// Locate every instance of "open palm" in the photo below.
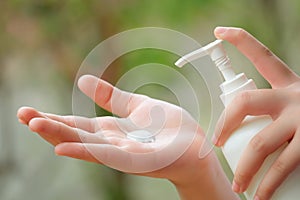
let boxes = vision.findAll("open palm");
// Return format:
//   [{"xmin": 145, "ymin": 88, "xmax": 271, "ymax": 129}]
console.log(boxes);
[{"xmin": 18, "ymin": 75, "xmax": 212, "ymax": 184}]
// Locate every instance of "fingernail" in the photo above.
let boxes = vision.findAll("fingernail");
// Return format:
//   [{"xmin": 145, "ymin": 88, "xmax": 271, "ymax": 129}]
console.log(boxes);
[
  {"xmin": 232, "ymin": 181, "xmax": 241, "ymax": 193},
  {"xmin": 215, "ymin": 26, "xmax": 228, "ymax": 37},
  {"xmin": 254, "ymin": 196, "xmax": 260, "ymax": 200}
]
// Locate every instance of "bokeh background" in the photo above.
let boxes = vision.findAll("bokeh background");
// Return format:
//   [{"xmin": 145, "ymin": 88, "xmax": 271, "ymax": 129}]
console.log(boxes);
[{"xmin": 1, "ymin": 0, "xmax": 300, "ymax": 200}]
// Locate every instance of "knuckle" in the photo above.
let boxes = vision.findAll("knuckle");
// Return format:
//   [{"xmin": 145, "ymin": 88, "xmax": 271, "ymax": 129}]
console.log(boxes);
[
  {"xmin": 272, "ymin": 159, "xmax": 286, "ymax": 174},
  {"xmin": 89, "ymin": 118, "xmax": 97, "ymax": 133},
  {"xmin": 78, "ymin": 131, "xmax": 88, "ymax": 142},
  {"xmin": 257, "ymin": 184, "xmax": 275, "ymax": 200},
  {"xmin": 96, "ymin": 82, "xmax": 113, "ymax": 107},
  {"xmin": 231, "ymin": 28, "xmax": 249, "ymax": 47},
  {"xmin": 104, "ymin": 88, "xmax": 114, "ymax": 107},
  {"xmin": 128, "ymin": 93, "xmax": 148, "ymax": 109},
  {"xmin": 236, "ymin": 28, "xmax": 248, "ymax": 41},
  {"xmin": 261, "ymin": 46, "xmax": 274, "ymax": 57},
  {"xmin": 235, "ymin": 171, "xmax": 251, "ymax": 183},
  {"xmin": 56, "ymin": 121, "xmax": 63, "ymax": 134},
  {"xmin": 249, "ymin": 134, "xmax": 268, "ymax": 154},
  {"xmin": 234, "ymin": 91, "xmax": 252, "ymax": 109},
  {"xmin": 252, "ymin": 45, "xmax": 274, "ymax": 65},
  {"xmin": 65, "ymin": 116, "xmax": 75, "ymax": 127}
]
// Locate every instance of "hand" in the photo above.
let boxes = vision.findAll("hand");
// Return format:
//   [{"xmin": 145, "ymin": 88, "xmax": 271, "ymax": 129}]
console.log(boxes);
[
  {"xmin": 213, "ymin": 27, "xmax": 300, "ymax": 200},
  {"xmin": 18, "ymin": 74, "xmax": 238, "ymax": 200}
]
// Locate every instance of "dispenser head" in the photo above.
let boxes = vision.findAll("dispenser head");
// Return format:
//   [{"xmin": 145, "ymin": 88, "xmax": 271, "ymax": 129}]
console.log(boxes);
[
  {"xmin": 175, "ymin": 39, "xmax": 224, "ymax": 67},
  {"xmin": 175, "ymin": 38, "xmax": 257, "ymax": 106},
  {"xmin": 175, "ymin": 39, "xmax": 236, "ymax": 81}
]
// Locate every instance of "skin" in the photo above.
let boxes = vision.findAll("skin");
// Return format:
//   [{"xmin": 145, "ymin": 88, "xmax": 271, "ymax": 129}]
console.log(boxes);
[
  {"xmin": 213, "ymin": 27, "xmax": 300, "ymax": 200},
  {"xmin": 18, "ymin": 75, "xmax": 238, "ymax": 200},
  {"xmin": 17, "ymin": 26, "xmax": 299, "ymax": 200}
]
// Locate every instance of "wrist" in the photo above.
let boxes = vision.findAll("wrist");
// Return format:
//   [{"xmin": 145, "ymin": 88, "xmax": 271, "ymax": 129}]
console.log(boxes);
[{"xmin": 171, "ymin": 152, "xmax": 239, "ymax": 200}]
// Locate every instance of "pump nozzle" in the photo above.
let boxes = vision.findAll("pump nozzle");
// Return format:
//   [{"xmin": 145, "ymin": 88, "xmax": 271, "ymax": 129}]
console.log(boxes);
[
  {"xmin": 175, "ymin": 39, "xmax": 236, "ymax": 81},
  {"xmin": 175, "ymin": 39, "xmax": 257, "ymax": 106}
]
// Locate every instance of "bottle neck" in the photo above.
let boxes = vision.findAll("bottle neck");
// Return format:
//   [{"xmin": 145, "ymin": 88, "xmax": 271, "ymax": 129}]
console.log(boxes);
[{"xmin": 213, "ymin": 55, "xmax": 236, "ymax": 81}]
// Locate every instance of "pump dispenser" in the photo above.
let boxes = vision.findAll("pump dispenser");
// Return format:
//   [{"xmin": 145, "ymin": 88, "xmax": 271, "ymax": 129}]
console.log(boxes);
[
  {"xmin": 175, "ymin": 39, "xmax": 257, "ymax": 105},
  {"xmin": 175, "ymin": 40, "xmax": 300, "ymax": 199}
]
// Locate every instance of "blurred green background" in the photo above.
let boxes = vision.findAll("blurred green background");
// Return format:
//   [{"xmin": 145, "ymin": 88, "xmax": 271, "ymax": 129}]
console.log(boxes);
[{"xmin": 1, "ymin": 0, "xmax": 300, "ymax": 200}]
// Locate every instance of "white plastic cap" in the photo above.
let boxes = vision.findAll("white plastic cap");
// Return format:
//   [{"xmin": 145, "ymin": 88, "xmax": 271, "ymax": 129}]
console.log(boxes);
[
  {"xmin": 175, "ymin": 40, "xmax": 236, "ymax": 81},
  {"xmin": 175, "ymin": 39, "xmax": 257, "ymax": 106}
]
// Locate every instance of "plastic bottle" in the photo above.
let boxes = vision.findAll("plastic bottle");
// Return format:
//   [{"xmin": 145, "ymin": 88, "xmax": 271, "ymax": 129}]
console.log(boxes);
[{"xmin": 175, "ymin": 39, "xmax": 300, "ymax": 199}]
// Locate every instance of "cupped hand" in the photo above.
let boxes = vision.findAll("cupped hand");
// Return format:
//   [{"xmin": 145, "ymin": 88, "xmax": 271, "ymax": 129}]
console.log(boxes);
[
  {"xmin": 213, "ymin": 27, "xmax": 300, "ymax": 200},
  {"xmin": 18, "ymin": 74, "xmax": 213, "ymax": 186}
]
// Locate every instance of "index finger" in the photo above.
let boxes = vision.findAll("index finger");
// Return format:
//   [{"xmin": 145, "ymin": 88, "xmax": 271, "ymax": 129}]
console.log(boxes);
[
  {"xmin": 78, "ymin": 75, "xmax": 149, "ymax": 117},
  {"xmin": 214, "ymin": 27, "xmax": 299, "ymax": 88}
]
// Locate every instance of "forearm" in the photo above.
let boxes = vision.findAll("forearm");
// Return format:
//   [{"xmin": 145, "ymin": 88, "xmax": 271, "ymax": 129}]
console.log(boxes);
[{"xmin": 173, "ymin": 153, "xmax": 239, "ymax": 200}]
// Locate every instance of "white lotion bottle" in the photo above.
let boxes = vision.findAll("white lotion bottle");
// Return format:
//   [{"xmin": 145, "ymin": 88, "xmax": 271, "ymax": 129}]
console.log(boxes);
[{"xmin": 175, "ymin": 40, "xmax": 300, "ymax": 199}]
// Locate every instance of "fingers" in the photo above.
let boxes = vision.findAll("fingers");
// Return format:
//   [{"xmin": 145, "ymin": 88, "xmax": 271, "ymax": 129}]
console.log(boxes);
[
  {"xmin": 214, "ymin": 89, "xmax": 282, "ymax": 146},
  {"xmin": 17, "ymin": 106, "xmax": 47, "ymax": 125},
  {"xmin": 18, "ymin": 106, "xmax": 99, "ymax": 133},
  {"xmin": 18, "ymin": 106, "xmax": 125, "ymax": 133},
  {"xmin": 42, "ymin": 113, "xmax": 97, "ymax": 133},
  {"xmin": 44, "ymin": 114, "xmax": 124, "ymax": 133},
  {"xmin": 55, "ymin": 143, "xmax": 101, "ymax": 163},
  {"xmin": 255, "ymin": 132, "xmax": 300, "ymax": 199},
  {"xmin": 55, "ymin": 143, "xmax": 130, "ymax": 169},
  {"xmin": 55, "ymin": 141, "xmax": 156, "ymax": 173},
  {"xmin": 78, "ymin": 75, "xmax": 148, "ymax": 117},
  {"xmin": 213, "ymin": 86, "xmax": 300, "ymax": 198},
  {"xmin": 232, "ymin": 116, "xmax": 294, "ymax": 194},
  {"xmin": 29, "ymin": 118, "xmax": 108, "ymax": 146},
  {"xmin": 44, "ymin": 112, "xmax": 148, "ymax": 136},
  {"xmin": 214, "ymin": 27, "xmax": 299, "ymax": 88}
]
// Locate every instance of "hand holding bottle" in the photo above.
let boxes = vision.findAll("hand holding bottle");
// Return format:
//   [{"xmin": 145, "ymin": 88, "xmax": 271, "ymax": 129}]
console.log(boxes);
[{"xmin": 213, "ymin": 27, "xmax": 300, "ymax": 200}]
